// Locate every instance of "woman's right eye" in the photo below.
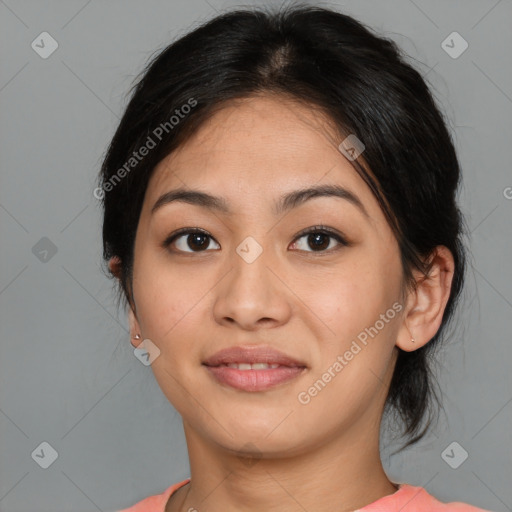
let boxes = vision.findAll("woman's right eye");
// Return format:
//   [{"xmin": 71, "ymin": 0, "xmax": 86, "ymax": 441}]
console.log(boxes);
[{"xmin": 164, "ymin": 229, "xmax": 220, "ymax": 253}]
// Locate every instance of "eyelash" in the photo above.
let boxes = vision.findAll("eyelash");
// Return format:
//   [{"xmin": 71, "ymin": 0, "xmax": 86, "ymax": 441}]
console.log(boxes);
[{"xmin": 162, "ymin": 225, "xmax": 349, "ymax": 255}]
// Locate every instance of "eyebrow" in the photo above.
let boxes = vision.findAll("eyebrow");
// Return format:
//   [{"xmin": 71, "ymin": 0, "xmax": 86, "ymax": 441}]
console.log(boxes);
[{"xmin": 151, "ymin": 184, "xmax": 369, "ymax": 218}]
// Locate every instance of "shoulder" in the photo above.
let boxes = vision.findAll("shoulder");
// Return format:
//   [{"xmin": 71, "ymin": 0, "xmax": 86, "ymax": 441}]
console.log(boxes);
[
  {"xmin": 358, "ymin": 483, "xmax": 494, "ymax": 512},
  {"xmin": 117, "ymin": 478, "xmax": 191, "ymax": 512}
]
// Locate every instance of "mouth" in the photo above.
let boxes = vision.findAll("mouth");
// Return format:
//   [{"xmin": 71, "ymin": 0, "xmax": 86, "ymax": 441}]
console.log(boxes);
[
  {"xmin": 210, "ymin": 362, "xmax": 292, "ymax": 370},
  {"xmin": 202, "ymin": 345, "xmax": 308, "ymax": 392},
  {"xmin": 202, "ymin": 345, "xmax": 307, "ymax": 368},
  {"xmin": 203, "ymin": 364, "xmax": 307, "ymax": 392}
]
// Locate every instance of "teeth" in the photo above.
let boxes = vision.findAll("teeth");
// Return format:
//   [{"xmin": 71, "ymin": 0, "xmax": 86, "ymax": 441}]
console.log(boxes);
[{"xmin": 225, "ymin": 362, "xmax": 281, "ymax": 370}]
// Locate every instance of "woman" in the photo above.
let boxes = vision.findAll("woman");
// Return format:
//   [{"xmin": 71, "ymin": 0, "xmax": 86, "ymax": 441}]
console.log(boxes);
[{"xmin": 98, "ymin": 4, "xmax": 492, "ymax": 511}]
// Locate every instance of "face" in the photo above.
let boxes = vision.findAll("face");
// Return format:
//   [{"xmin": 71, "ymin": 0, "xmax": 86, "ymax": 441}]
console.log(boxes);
[{"xmin": 128, "ymin": 94, "xmax": 406, "ymax": 457}]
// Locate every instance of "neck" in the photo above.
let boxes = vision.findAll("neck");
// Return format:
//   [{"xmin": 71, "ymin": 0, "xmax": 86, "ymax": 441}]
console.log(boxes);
[{"xmin": 171, "ymin": 419, "xmax": 397, "ymax": 512}]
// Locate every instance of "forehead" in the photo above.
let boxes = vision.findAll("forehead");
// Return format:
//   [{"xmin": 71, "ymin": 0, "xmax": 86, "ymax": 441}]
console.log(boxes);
[{"xmin": 143, "ymin": 95, "xmax": 382, "ymax": 221}]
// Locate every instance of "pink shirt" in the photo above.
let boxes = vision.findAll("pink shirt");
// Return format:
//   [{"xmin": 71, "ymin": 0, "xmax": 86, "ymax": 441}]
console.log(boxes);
[{"xmin": 117, "ymin": 478, "xmax": 493, "ymax": 511}]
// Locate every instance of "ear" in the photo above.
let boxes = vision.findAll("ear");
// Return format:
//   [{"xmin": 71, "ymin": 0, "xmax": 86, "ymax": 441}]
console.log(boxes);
[
  {"xmin": 108, "ymin": 256, "xmax": 142, "ymax": 348},
  {"xmin": 396, "ymin": 246, "xmax": 455, "ymax": 352},
  {"xmin": 108, "ymin": 256, "xmax": 122, "ymax": 279},
  {"xmin": 128, "ymin": 307, "xmax": 143, "ymax": 348}
]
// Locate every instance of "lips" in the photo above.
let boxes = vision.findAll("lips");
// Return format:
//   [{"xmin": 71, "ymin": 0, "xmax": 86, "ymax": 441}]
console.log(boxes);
[
  {"xmin": 205, "ymin": 364, "xmax": 306, "ymax": 392},
  {"xmin": 202, "ymin": 345, "xmax": 307, "ymax": 368}
]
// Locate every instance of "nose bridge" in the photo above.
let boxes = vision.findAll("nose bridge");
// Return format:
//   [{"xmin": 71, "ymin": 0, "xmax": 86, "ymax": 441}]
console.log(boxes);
[
  {"xmin": 229, "ymin": 207, "xmax": 276, "ymax": 273},
  {"xmin": 231, "ymin": 234, "xmax": 274, "ymax": 296},
  {"xmin": 212, "ymin": 232, "xmax": 290, "ymax": 328}
]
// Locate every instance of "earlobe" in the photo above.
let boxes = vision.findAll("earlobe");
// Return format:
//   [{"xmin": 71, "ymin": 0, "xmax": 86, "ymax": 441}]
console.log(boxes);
[
  {"xmin": 108, "ymin": 257, "xmax": 141, "ymax": 347},
  {"xmin": 396, "ymin": 246, "xmax": 455, "ymax": 352},
  {"xmin": 108, "ymin": 256, "xmax": 122, "ymax": 279},
  {"xmin": 128, "ymin": 307, "xmax": 143, "ymax": 348},
  {"xmin": 396, "ymin": 321, "xmax": 419, "ymax": 352}
]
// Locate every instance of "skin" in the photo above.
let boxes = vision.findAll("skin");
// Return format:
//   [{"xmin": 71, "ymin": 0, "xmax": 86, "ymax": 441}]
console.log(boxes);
[{"xmin": 109, "ymin": 93, "xmax": 455, "ymax": 512}]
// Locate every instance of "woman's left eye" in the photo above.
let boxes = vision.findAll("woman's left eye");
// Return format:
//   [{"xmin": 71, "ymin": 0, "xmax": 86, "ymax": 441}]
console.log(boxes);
[
  {"xmin": 290, "ymin": 226, "xmax": 348, "ymax": 253},
  {"xmin": 163, "ymin": 226, "xmax": 348, "ymax": 254}
]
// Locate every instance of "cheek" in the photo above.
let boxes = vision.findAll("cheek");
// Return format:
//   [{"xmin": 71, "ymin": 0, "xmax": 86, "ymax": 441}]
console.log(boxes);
[
  {"xmin": 300, "ymin": 250, "xmax": 402, "ymax": 388},
  {"xmin": 132, "ymin": 250, "xmax": 203, "ymax": 345},
  {"xmin": 300, "ymin": 257, "xmax": 389, "ymax": 337}
]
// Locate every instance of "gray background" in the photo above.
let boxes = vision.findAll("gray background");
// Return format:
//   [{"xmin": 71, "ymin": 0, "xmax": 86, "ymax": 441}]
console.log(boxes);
[{"xmin": 1, "ymin": 0, "xmax": 511, "ymax": 511}]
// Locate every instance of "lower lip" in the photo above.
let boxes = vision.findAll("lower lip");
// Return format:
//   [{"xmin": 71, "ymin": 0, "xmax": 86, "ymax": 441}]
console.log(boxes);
[{"xmin": 204, "ymin": 365, "xmax": 307, "ymax": 392}]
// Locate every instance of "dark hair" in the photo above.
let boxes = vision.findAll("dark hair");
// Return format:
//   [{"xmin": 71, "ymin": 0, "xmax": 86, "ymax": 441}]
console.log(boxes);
[{"xmin": 97, "ymin": 3, "xmax": 467, "ymax": 450}]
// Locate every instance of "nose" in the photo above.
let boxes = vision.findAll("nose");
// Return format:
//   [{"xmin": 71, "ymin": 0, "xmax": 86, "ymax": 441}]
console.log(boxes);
[{"xmin": 212, "ymin": 243, "xmax": 292, "ymax": 331}]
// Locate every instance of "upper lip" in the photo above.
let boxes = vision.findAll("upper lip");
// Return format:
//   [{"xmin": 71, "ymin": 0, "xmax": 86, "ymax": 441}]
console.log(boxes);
[{"xmin": 202, "ymin": 345, "xmax": 307, "ymax": 368}]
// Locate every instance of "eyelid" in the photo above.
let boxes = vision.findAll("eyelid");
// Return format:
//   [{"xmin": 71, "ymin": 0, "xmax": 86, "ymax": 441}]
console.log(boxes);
[
  {"xmin": 292, "ymin": 225, "xmax": 349, "ymax": 246},
  {"xmin": 162, "ymin": 227, "xmax": 215, "ymax": 251},
  {"xmin": 162, "ymin": 226, "xmax": 210, "ymax": 245}
]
